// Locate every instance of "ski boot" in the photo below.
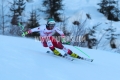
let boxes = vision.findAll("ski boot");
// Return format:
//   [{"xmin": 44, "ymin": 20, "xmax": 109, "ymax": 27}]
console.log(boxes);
[
  {"xmin": 70, "ymin": 53, "xmax": 80, "ymax": 58},
  {"xmin": 53, "ymin": 49, "xmax": 63, "ymax": 57},
  {"xmin": 68, "ymin": 51, "xmax": 83, "ymax": 59},
  {"xmin": 71, "ymin": 53, "xmax": 84, "ymax": 59}
]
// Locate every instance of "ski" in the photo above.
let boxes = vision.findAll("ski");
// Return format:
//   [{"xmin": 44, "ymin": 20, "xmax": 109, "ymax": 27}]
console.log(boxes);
[
  {"xmin": 78, "ymin": 57, "xmax": 93, "ymax": 62},
  {"xmin": 46, "ymin": 51, "xmax": 74, "ymax": 61},
  {"xmin": 46, "ymin": 51, "xmax": 93, "ymax": 62}
]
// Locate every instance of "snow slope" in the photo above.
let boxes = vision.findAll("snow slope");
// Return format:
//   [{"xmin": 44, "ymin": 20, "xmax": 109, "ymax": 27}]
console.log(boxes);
[{"xmin": 0, "ymin": 35, "xmax": 120, "ymax": 80}]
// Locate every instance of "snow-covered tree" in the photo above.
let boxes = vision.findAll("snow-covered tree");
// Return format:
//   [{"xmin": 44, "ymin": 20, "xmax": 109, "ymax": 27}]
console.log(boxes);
[
  {"xmin": 98, "ymin": 0, "xmax": 120, "ymax": 21},
  {"xmin": 104, "ymin": 26, "xmax": 118, "ymax": 48},
  {"xmin": 42, "ymin": 0, "xmax": 64, "ymax": 22},
  {"xmin": 26, "ymin": 0, "xmax": 33, "ymax": 3},
  {"xmin": 25, "ymin": 9, "xmax": 40, "ymax": 37},
  {"xmin": 9, "ymin": 0, "xmax": 26, "ymax": 36},
  {"xmin": 10, "ymin": 0, "xmax": 26, "ymax": 25},
  {"xmin": 0, "ymin": 0, "xmax": 9, "ymax": 35}
]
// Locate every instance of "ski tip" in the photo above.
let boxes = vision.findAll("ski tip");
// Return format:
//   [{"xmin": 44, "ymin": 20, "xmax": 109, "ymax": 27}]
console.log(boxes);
[
  {"xmin": 91, "ymin": 59, "xmax": 94, "ymax": 62},
  {"xmin": 71, "ymin": 59, "xmax": 74, "ymax": 61},
  {"xmin": 46, "ymin": 51, "xmax": 50, "ymax": 53}
]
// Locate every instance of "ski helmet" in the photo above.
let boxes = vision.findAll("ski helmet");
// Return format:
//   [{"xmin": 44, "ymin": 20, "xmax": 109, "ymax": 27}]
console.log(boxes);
[
  {"xmin": 46, "ymin": 18, "xmax": 56, "ymax": 30},
  {"xmin": 47, "ymin": 18, "xmax": 56, "ymax": 25}
]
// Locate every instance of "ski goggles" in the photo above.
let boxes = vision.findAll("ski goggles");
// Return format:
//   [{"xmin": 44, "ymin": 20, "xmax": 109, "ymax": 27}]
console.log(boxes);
[{"xmin": 48, "ymin": 24, "xmax": 55, "ymax": 27}]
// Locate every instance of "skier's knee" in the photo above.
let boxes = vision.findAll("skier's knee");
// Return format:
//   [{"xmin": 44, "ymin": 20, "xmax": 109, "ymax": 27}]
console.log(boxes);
[
  {"xmin": 49, "ymin": 46, "xmax": 55, "ymax": 51},
  {"xmin": 57, "ymin": 42, "xmax": 64, "ymax": 49}
]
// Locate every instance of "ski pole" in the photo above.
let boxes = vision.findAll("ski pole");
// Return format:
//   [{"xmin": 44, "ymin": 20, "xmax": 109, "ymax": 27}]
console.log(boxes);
[
  {"xmin": 18, "ymin": 22, "xmax": 25, "ymax": 37},
  {"xmin": 74, "ymin": 46, "xmax": 90, "ymax": 58},
  {"xmin": 18, "ymin": 22, "xmax": 24, "ymax": 31},
  {"xmin": 65, "ymin": 42, "xmax": 90, "ymax": 58}
]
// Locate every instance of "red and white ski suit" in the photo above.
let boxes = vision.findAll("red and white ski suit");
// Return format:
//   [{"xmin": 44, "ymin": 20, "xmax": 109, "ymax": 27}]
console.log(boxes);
[{"xmin": 29, "ymin": 25, "xmax": 72, "ymax": 54}]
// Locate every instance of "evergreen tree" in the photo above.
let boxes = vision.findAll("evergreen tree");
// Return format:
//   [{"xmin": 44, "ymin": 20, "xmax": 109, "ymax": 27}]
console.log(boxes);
[
  {"xmin": 42, "ymin": 0, "xmax": 63, "ymax": 22},
  {"xmin": 26, "ymin": 10, "xmax": 40, "ymax": 37},
  {"xmin": 98, "ymin": 0, "xmax": 120, "ymax": 21},
  {"xmin": 104, "ymin": 26, "xmax": 117, "ymax": 48},
  {"xmin": 9, "ymin": 0, "xmax": 26, "ymax": 36},
  {"xmin": 26, "ymin": 0, "xmax": 33, "ymax": 2},
  {"xmin": 10, "ymin": 0, "xmax": 26, "ymax": 25}
]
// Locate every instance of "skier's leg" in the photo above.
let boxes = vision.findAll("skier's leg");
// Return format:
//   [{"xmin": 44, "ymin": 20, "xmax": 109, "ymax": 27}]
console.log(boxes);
[
  {"xmin": 55, "ymin": 40, "xmax": 81, "ymax": 58},
  {"xmin": 41, "ymin": 37, "xmax": 48, "ymax": 47},
  {"xmin": 62, "ymin": 47, "xmax": 81, "ymax": 58},
  {"xmin": 42, "ymin": 40, "xmax": 48, "ymax": 47},
  {"xmin": 47, "ymin": 37, "xmax": 62, "ymax": 56}
]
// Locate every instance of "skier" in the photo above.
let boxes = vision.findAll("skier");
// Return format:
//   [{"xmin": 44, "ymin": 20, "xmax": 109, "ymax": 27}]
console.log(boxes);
[{"xmin": 22, "ymin": 18, "xmax": 82, "ymax": 59}]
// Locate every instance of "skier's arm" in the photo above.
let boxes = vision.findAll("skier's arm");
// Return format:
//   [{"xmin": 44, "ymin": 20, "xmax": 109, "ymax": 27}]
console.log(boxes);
[
  {"xmin": 55, "ymin": 27, "xmax": 66, "ymax": 43},
  {"xmin": 29, "ymin": 26, "xmax": 41, "ymax": 33},
  {"xmin": 55, "ymin": 27, "xmax": 65, "ymax": 37},
  {"xmin": 22, "ymin": 26, "xmax": 40, "ymax": 36}
]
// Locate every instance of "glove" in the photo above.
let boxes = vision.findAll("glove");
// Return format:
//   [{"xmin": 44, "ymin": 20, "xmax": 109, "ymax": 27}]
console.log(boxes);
[
  {"xmin": 22, "ymin": 30, "xmax": 31, "ymax": 37},
  {"xmin": 61, "ymin": 36, "xmax": 71, "ymax": 44},
  {"xmin": 22, "ymin": 31, "xmax": 28, "ymax": 37},
  {"xmin": 61, "ymin": 37, "xmax": 66, "ymax": 43}
]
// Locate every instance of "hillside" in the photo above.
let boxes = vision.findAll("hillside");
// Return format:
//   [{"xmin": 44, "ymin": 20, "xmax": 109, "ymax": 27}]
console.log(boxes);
[{"xmin": 0, "ymin": 35, "xmax": 120, "ymax": 80}]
